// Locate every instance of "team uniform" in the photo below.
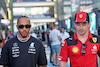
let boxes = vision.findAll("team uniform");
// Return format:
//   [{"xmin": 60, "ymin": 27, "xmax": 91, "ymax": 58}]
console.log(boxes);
[
  {"xmin": 0, "ymin": 36, "xmax": 47, "ymax": 67},
  {"xmin": 59, "ymin": 32, "xmax": 100, "ymax": 67}
]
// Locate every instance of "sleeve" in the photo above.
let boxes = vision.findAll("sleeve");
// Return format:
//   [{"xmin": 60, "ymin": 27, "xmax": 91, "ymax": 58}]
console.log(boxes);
[
  {"xmin": 0, "ymin": 42, "xmax": 10, "ymax": 66},
  {"xmin": 98, "ymin": 43, "xmax": 100, "ymax": 57},
  {"xmin": 98, "ymin": 36, "xmax": 100, "ymax": 57},
  {"xmin": 58, "ymin": 30, "xmax": 61, "ymax": 36},
  {"xmin": 37, "ymin": 43, "xmax": 47, "ymax": 65},
  {"xmin": 67, "ymin": 33, "xmax": 70, "ymax": 38},
  {"xmin": 59, "ymin": 39, "xmax": 69, "ymax": 62}
]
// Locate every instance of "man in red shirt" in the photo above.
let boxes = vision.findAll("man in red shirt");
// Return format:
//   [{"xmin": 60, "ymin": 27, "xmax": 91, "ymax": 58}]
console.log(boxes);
[{"xmin": 59, "ymin": 11, "xmax": 100, "ymax": 67}]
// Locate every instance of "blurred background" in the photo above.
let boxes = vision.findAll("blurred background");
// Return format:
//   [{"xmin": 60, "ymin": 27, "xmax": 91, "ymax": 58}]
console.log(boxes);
[
  {"xmin": 0, "ymin": 0, "xmax": 100, "ymax": 67},
  {"xmin": 0, "ymin": 0, "xmax": 100, "ymax": 34}
]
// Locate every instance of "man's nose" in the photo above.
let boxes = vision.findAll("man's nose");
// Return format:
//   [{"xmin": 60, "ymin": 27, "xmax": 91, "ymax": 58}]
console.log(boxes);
[
  {"xmin": 23, "ymin": 26, "xmax": 26, "ymax": 30},
  {"xmin": 80, "ymin": 25, "xmax": 83, "ymax": 29}
]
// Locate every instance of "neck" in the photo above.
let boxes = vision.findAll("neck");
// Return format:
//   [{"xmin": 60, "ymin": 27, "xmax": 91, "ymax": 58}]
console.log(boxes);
[
  {"xmin": 77, "ymin": 31, "xmax": 89, "ymax": 43},
  {"xmin": 17, "ymin": 34, "xmax": 31, "ymax": 42}
]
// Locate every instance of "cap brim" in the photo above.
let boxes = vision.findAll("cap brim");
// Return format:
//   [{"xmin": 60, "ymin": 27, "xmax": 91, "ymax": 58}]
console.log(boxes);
[{"xmin": 75, "ymin": 21, "xmax": 88, "ymax": 23}]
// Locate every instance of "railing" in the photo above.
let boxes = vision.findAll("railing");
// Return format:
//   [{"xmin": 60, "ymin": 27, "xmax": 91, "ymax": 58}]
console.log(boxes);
[
  {"xmin": 13, "ymin": 0, "xmax": 53, "ymax": 2},
  {"xmin": 14, "ymin": 14, "xmax": 54, "ymax": 19}
]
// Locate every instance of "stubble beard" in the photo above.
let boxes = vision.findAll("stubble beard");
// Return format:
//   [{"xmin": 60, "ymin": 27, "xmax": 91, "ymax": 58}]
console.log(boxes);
[{"xmin": 19, "ymin": 31, "xmax": 27, "ymax": 38}]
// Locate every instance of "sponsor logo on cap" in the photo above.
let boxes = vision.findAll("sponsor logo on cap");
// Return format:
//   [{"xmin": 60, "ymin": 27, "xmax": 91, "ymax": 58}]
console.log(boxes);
[{"xmin": 79, "ymin": 14, "xmax": 83, "ymax": 18}]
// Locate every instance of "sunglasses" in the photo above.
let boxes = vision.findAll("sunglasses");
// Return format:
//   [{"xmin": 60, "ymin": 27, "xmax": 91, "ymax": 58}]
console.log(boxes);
[
  {"xmin": 18, "ymin": 25, "xmax": 31, "ymax": 29},
  {"xmin": 81, "ymin": 44, "xmax": 87, "ymax": 55}
]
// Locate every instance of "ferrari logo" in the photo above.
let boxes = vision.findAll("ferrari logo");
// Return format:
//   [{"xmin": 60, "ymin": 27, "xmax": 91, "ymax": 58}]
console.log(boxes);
[
  {"xmin": 72, "ymin": 47, "xmax": 79, "ymax": 53},
  {"xmin": 92, "ymin": 37, "xmax": 97, "ymax": 43},
  {"xmin": 79, "ymin": 14, "xmax": 83, "ymax": 18}
]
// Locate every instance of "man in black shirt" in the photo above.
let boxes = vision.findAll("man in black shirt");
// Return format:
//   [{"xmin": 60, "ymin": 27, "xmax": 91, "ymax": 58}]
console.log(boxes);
[
  {"xmin": 98, "ymin": 27, "xmax": 100, "ymax": 36},
  {"xmin": 0, "ymin": 16, "xmax": 47, "ymax": 67},
  {"xmin": 69, "ymin": 28, "xmax": 74, "ymax": 37}
]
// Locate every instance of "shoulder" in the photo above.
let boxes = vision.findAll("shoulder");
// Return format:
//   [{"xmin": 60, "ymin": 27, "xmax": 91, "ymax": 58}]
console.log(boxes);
[
  {"xmin": 30, "ymin": 36, "xmax": 42, "ymax": 44},
  {"xmin": 3, "ymin": 36, "xmax": 17, "ymax": 49},
  {"xmin": 6, "ymin": 36, "xmax": 17, "ymax": 44},
  {"xmin": 65, "ymin": 36, "xmax": 77, "ymax": 46},
  {"xmin": 31, "ymin": 37, "xmax": 45, "ymax": 49},
  {"xmin": 50, "ymin": 30, "xmax": 53, "ymax": 33},
  {"xmin": 55, "ymin": 29, "xmax": 60, "ymax": 33},
  {"xmin": 65, "ymin": 32, "xmax": 69, "ymax": 35},
  {"xmin": 92, "ymin": 34, "xmax": 100, "ymax": 38},
  {"xmin": 31, "ymin": 36, "xmax": 40, "ymax": 41},
  {"xmin": 90, "ymin": 34, "xmax": 100, "ymax": 43},
  {"xmin": 57, "ymin": 29, "xmax": 60, "ymax": 32}
]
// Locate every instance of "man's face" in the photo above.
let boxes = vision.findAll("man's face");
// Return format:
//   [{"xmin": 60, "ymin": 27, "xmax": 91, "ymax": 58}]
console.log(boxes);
[
  {"xmin": 16, "ymin": 17, "xmax": 31, "ymax": 38},
  {"xmin": 74, "ymin": 22, "xmax": 90, "ymax": 35},
  {"xmin": 61, "ymin": 28, "xmax": 65, "ymax": 33}
]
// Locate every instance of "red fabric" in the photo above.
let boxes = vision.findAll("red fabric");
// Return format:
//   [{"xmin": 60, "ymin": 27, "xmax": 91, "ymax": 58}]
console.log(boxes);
[
  {"xmin": 2, "ymin": 39, "xmax": 5, "ymax": 46},
  {"xmin": 59, "ymin": 32, "xmax": 100, "ymax": 67},
  {"xmin": 75, "ymin": 12, "xmax": 87, "ymax": 22}
]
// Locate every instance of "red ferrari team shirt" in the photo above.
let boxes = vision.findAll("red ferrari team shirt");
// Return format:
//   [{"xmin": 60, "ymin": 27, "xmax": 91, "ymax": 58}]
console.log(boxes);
[{"xmin": 59, "ymin": 32, "xmax": 100, "ymax": 67}]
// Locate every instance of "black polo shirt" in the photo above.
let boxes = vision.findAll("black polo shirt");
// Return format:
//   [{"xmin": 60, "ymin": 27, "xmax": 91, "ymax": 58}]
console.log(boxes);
[{"xmin": 0, "ymin": 36, "xmax": 47, "ymax": 67}]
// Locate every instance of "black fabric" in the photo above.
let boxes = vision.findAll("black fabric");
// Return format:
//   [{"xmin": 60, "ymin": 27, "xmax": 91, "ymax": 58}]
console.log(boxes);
[
  {"xmin": 98, "ymin": 28, "xmax": 100, "ymax": 36},
  {"xmin": 98, "ymin": 51, "xmax": 100, "ymax": 57},
  {"xmin": 66, "ymin": 36, "xmax": 77, "ymax": 46},
  {"xmin": 69, "ymin": 31, "xmax": 74, "ymax": 37},
  {"xmin": 41, "ymin": 32, "xmax": 45, "ymax": 41},
  {"xmin": 91, "ymin": 34, "xmax": 100, "ymax": 57},
  {"xmin": 0, "ymin": 39, "xmax": 2, "ymax": 43},
  {"xmin": 89, "ymin": 34, "xmax": 100, "ymax": 43},
  {"xmin": 66, "ymin": 34, "xmax": 100, "ymax": 57},
  {"xmin": 0, "ymin": 36, "xmax": 47, "ymax": 67}
]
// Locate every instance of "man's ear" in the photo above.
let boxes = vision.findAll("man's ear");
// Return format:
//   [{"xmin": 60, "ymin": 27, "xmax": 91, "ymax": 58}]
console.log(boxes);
[
  {"xmin": 16, "ymin": 25, "xmax": 19, "ymax": 30},
  {"xmin": 88, "ymin": 22, "xmax": 90, "ymax": 28},
  {"xmin": 74, "ymin": 22, "xmax": 76, "ymax": 27},
  {"xmin": 29, "ymin": 25, "xmax": 31, "ymax": 29}
]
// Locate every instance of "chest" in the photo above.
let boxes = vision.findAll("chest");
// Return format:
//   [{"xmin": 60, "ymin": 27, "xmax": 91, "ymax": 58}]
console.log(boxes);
[
  {"xmin": 68, "ymin": 41, "xmax": 100, "ymax": 56},
  {"xmin": 10, "ymin": 42, "xmax": 39, "ymax": 58}
]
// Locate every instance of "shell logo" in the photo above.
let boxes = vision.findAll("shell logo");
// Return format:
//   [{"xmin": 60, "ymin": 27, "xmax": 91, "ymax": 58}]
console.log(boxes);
[
  {"xmin": 72, "ymin": 47, "xmax": 79, "ymax": 53},
  {"xmin": 79, "ymin": 14, "xmax": 83, "ymax": 18}
]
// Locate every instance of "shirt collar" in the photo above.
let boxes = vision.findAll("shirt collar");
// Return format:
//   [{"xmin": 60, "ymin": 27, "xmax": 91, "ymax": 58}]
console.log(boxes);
[
  {"xmin": 17, "ymin": 34, "xmax": 31, "ymax": 42},
  {"xmin": 74, "ymin": 31, "xmax": 93, "ymax": 41}
]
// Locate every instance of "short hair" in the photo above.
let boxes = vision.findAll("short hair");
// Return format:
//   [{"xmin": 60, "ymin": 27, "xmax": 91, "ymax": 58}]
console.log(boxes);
[
  {"xmin": 61, "ymin": 27, "xmax": 65, "ymax": 29},
  {"xmin": 54, "ymin": 24, "xmax": 58, "ymax": 27},
  {"xmin": 17, "ymin": 16, "xmax": 30, "ymax": 25}
]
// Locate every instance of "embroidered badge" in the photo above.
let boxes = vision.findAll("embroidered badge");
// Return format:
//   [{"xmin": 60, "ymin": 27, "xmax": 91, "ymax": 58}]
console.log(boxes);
[
  {"xmin": 28, "ymin": 42, "xmax": 36, "ymax": 54},
  {"xmin": 91, "ymin": 45, "xmax": 98, "ymax": 54},
  {"xmin": 92, "ymin": 37, "xmax": 97, "ymax": 43},
  {"xmin": 12, "ymin": 42, "xmax": 20, "ymax": 58}
]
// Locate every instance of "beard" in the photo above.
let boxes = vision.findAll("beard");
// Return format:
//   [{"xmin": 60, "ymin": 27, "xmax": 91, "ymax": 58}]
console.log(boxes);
[{"xmin": 19, "ymin": 31, "xmax": 28, "ymax": 38}]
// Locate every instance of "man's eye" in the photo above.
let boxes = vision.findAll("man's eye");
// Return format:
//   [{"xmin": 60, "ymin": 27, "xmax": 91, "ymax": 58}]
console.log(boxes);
[
  {"xmin": 76, "ymin": 24, "xmax": 80, "ymax": 26},
  {"xmin": 83, "ymin": 23, "xmax": 86, "ymax": 26}
]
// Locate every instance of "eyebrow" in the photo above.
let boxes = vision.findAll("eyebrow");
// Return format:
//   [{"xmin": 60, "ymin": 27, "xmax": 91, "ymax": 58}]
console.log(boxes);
[{"xmin": 75, "ymin": 22, "xmax": 87, "ymax": 23}]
